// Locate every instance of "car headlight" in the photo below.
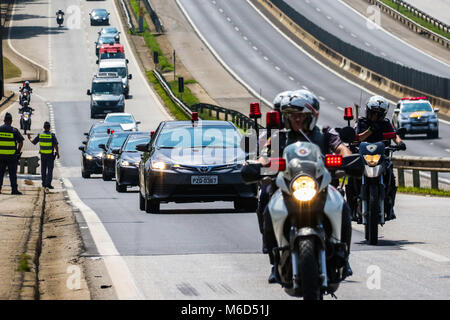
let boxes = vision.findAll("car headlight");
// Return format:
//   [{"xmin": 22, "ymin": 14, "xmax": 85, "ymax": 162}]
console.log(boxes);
[
  {"xmin": 291, "ymin": 176, "xmax": 317, "ymax": 202},
  {"xmin": 86, "ymin": 155, "xmax": 93, "ymax": 161},
  {"xmin": 121, "ymin": 160, "xmax": 130, "ymax": 166},
  {"xmin": 151, "ymin": 161, "xmax": 168, "ymax": 170},
  {"xmin": 364, "ymin": 154, "xmax": 381, "ymax": 167},
  {"xmin": 106, "ymin": 154, "xmax": 115, "ymax": 160},
  {"xmin": 134, "ymin": 161, "xmax": 140, "ymax": 166},
  {"xmin": 122, "ymin": 84, "xmax": 126, "ymax": 89}
]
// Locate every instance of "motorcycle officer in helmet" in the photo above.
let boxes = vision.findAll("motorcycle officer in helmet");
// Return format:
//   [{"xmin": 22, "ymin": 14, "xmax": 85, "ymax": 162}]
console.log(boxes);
[
  {"xmin": 246, "ymin": 89, "xmax": 354, "ymax": 283},
  {"xmin": 346, "ymin": 95, "xmax": 406, "ymax": 221}
]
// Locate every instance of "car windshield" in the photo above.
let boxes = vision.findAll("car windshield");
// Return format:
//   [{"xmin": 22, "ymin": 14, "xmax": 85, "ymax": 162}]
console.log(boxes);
[
  {"xmin": 99, "ymin": 36, "xmax": 116, "ymax": 44},
  {"xmin": 101, "ymin": 27, "xmax": 118, "ymax": 35},
  {"xmin": 105, "ymin": 115, "xmax": 134, "ymax": 124},
  {"xmin": 100, "ymin": 52, "xmax": 125, "ymax": 60},
  {"xmin": 92, "ymin": 10, "xmax": 107, "ymax": 16},
  {"xmin": 107, "ymin": 134, "xmax": 129, "ymax": 149},
  {"xmin": 92, "ymin": 82, "xmax": 122, "ymax": 95},
  {"xmin": 156, "ymin": 125, "xmax": 241, "ymax": 148},
  {"xmin": 87, "ymin": 136, "xmax": 109, "ymax": 150},
  {"xmin": 401, "ymin": 102, "xmax": 433, "ymax": 113},
  {"xmin": 99, "ymin": 67, "xmax": 126, "ymax": 78},
  {"xmin": 91, "ymin": 125, "xmax": 123, "ymax": 135},
  {"xmin": 124, "ymin": 137, "xmax": 150, "ymax": 152}
]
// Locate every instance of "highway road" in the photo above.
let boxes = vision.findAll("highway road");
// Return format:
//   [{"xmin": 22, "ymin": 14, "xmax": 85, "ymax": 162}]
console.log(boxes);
[
  {"xmin": 4, "ymin": 0, "xmax": 450, "ymax": 299},
  {"xmin": 282, "ymin": 0, "xmax": 450, "ymax": 76},
  {"xmin": 178, "ymin": 0, "xmax": 450, "ymax": 160}
]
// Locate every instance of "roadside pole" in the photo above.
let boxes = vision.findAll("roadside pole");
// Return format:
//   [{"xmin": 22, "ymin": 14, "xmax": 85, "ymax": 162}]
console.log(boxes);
[{"xmin": 0, "ymin": 0, "xmax": 4, "ymax": 98}]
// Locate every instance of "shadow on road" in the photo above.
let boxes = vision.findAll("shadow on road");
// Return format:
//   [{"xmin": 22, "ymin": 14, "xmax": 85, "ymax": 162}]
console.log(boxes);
[{"xmin": 8, "ymin": 25, "xmax": 64, "ymax": 39}]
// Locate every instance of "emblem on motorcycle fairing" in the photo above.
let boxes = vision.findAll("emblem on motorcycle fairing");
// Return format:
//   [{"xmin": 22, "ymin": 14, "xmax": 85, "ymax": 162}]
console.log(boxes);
[
  {"xmin": 297, "ymin": 147, "xmax": 310, "ymax": 157},
  {"xmin": 366, "ymin": 144, "xmax": 377, "ymax": 152}
]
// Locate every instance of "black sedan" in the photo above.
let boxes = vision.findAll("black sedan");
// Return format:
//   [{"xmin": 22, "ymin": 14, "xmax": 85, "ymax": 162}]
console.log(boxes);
[
  {"xmin": 90, "ymin": 9, "xmax": 110, "ymax": 26},
  {"xmin": 99, "ymin": 131, "xmax": 133, "ymax": 181},
  {"xmin": 137, "ymin": 120, "xmax": 257, "ymax": 213},
  {"xmin": 84, "ymin": 122, "xmax": 124, "ymax": 140},
  {"xmin": 115, "ymin": 132, "xmax": 151, "ymax": 192},
  {"xmin": 79, "ymin": 134, "xmax": 109, "ymax": 178}
]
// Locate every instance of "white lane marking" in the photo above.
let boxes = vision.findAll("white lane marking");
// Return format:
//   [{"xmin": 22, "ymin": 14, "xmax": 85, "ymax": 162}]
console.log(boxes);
[
  {"xmin": 253, "ymin": 46, "xmax": 258, "ymax": 51},
  {"xmin": 339, "ymin": 24, "xmax": 344, "ymax": 29},
  {"xmin": 8, "ymin": 2, "xmax": 52, "ymax": 87},
  {"xmin": 337, "ymin": 106, "xmax": 344, "ymax": 111},
  {"xmin": 446, "ymin": 149, "xmax": 450, "ymax": 153},
  {"xmin": 302, "ymin": 85, "xmax": 308, "ymax": 90},
  {"xmin": 288, "ymin": 76, "xmax": 294, "ymax": 81},
  {"xmin": 351, "ymin": 33, "xmax": 357, "ymax": 38},
  {"xmin": 227, "ymin": 17, "xmax": 231, "ymax": 22},
  {"xmin": 403, "ymin": 246, "xmax": 450, "ymax": 263},
  {"xmin": 234, "ymin": 26, "xmax": 239, "ymax": 32},
  {"xmin": 327, "ymin": 16, "xmax": 331, "ymax": 20},
  {"xmin": 246, "ymin": 0, "xmax": 450, "ymax": 128},
  {"xmin": 316, "ymin": 7, "xmax": 321, "ymax": 12},
  {"xmin": 336, "ymin": 0, "xmax": 450, "ymax": 68},
  {"xmin": 263, "ymin": 56, "xmax": 269, "ymax": 61},
  {"xmin": 275, "ymin": 66, "xmax": 281, "ymax": 71},
  {"xmin": 219, "ymin": 8, "xmax": 223, "ymax": 13},
  {"xmin": 319, "ymin": 96, "xmax": 325, "ymax": 101}
]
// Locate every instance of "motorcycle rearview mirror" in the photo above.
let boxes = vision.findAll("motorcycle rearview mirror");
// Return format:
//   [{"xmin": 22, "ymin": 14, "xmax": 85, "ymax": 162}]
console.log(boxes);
[
  {"xmin": 339, "ymin": 126, "xmax": 356, "ymax": 143},
  {"xmin": 343, "ymin": 154, "xmax": 364, "ymax": 177},
  {"xmin": 135, "ymin": 143, "xmax": 149, "ymax": 152},
  {"xmin": 128, "ymin": 74, "xmax": 132, "ymax": 80},
  {"xmin": 136, "ymin": 121, "xmax": 141, "ymax": 125},
  {"xmin": 87, "ymin": 89, "xmax": 91, "ymax": 95},
  {"xmin": 82, "ymin": 141, "xmax": 87, "ymax": 145}
]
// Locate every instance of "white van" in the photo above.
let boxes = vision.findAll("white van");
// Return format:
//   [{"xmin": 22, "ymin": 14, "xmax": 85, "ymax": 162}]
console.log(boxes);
[{"xmin": 98, "ymin": 59, "xmax": 132, "ymax": 97}]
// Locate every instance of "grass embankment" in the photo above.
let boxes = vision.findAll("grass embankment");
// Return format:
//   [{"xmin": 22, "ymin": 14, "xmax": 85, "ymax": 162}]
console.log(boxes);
[
  {"xmin": 398, "ymin": 186, "xmax": 450, "ymax": 197},
  {"xmin": 380, "ymin": 0, "xmax": 450, "ymax": 40},
  {"xmin": 4, "ymin": 56, "xmax": 21, "ymax": 79}
]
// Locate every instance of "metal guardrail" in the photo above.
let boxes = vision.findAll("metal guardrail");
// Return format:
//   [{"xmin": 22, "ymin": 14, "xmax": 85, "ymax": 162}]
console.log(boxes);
[
  {"xmin": 392, "ymin": 155, "xmax": 450, "ymax": 189},
  {"xmin": 366, "ymin": 0, "xmax": 450, "ymax": 49},
  {"xmin": 152, "ymin": 70, "xmax": 263, "ymax": 130},
  {"xmin": 143, "ymin": 0, "xmax": 164, "ymax": 33},
  {"xmin": 120, "ymin": 0, "xmax": 135, "ymax": 32}
]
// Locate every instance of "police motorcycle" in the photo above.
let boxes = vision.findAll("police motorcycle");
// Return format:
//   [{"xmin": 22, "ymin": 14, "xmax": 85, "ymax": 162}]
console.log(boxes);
[
  {"xmin": 340, "ymin": 107, "xmax": 405, "ymax": 245},
  {"xmin": 56, "ymin": 11, "xmax": 64, "ymax": 27},
  {"xmin": 242, "ymin": 107, "xmax": 363, "ymax": 300},
  {"xmin": 19, "ymin": 87, "xmax": 31, "ymax": 106},
  {"xmin": 19, "ymin": 102, "xmax": 34, "ymax": 134}
]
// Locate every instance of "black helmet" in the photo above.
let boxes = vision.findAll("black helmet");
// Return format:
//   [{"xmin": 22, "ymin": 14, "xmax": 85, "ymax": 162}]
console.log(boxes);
[
  {"xmin": 23, "ymin": 101, "xmax": 29, "ymax": 107},
  {"xmin": 4, "ymin": 112, "xmax": 12, "ymax": 122},
  {"xmin": 280, "ymin": 89, "xmax": 320, "ymax": 131},
  {"xmin": 44, "ymin": 121, "xmax": 51, "ymax": 129},
  {"xmin": 366, "ymin": 95, "xmax": 389, "ymax": 121}
]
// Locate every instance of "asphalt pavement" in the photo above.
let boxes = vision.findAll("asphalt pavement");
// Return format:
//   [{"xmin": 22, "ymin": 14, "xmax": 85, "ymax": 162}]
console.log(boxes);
[{"xmin": 5, "ymin": 0, "xmax": 450, "ymax": 299}]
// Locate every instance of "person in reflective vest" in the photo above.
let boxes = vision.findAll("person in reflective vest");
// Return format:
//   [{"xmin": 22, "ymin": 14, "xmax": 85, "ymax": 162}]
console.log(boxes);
[
  {"xmin": 0, "ymin": 112, "xmax": 24, "ymax": 194},
  {"xmin": 28, "ymin": 121, "xmax": 59, "ymax": 189}
]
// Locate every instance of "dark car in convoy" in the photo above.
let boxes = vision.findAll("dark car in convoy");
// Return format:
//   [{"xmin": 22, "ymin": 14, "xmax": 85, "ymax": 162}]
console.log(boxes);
[
  {"xmin": 79, "ymin": 134, "xmax": 110, "ymax": 178},
  {"xmin": 90, "ymin": 8, "xmax": 110, "ymax": 26},
  {"xmin": 84, "ymin": 121, "xmax": 125, "ymax": 140},
  {"xmin": 115, "ymin": 132, "xmax": 151, "ymax": 192},
  {"xmin": 137, "ymin": 119, "xmax": 257, "ymax": 213},
  {"xmin": 99, "ymin": 131, "xmax": 133, "ymax": 181}
]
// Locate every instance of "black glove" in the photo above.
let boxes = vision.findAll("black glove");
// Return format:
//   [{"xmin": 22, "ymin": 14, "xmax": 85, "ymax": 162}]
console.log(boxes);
[
  {"xmin": 16, "ymin": 152, "xmax": 22, "ymax": 160},
  {"xmin": 398, "ymin": 141, "xmax": 406, "ymax": 151}
]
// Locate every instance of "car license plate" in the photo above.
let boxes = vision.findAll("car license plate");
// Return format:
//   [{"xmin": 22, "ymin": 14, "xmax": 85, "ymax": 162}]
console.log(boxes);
[{"xmin": 191, "ymin": 176, "xmax": 218, "ymax": 185}]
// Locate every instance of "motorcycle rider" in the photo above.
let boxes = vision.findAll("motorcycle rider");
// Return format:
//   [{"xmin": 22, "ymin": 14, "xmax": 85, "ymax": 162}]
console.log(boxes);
[
  {"xmin": 56, "ymin": 9, "xmax": 65, "ymax": 17},
  {"xmin": 347, "ymin": 95, "xmax": 406, "ymax": 221},
  {"xmin": 19, "ymin": 81, "xmax": 32, "ymax": 105},
  {"xmin": 248, "ymin": 90, "xmax": 354, "ymax": 283},
  {"xmin": 19, "ymin": 101, "xmax": 34, "ymax": 130}
]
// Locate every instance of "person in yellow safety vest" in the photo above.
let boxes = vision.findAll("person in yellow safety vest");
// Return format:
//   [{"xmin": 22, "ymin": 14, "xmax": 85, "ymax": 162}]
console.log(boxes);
[
  {"xmin": 0, "ymin": 112, "xmax": 24, "ymax": 194},
  {"xmin": 27, "ymin": 121, "xmax": 59, "ymax": 189}
]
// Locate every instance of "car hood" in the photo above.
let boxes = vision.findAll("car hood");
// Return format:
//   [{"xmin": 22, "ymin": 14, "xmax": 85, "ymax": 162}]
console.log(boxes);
[
  {"xmin": 119, "ymin": 123, "xmax": 136, "ymax": 131},
  {"xmin": 402, "ymin": 111, "xmax": 435, "ymax": 119},
  {"xmin": 154, "ymin": 147, "xmax": 246, "ymax": 166},
  {"xmin": 120, "ymin": 152, "xmax": 141, "ymax": 162},
  {"xmin": 93, "ymin": 94, "xmax": 121, "ymax": 102}
]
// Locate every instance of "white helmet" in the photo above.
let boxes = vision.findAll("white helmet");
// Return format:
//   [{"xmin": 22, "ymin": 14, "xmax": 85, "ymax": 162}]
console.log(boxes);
[
  {"xmin": 273, "ymin": 91, "xmax": 292, "ymax": 110},
  {"xmin": 366, "ymin": 95, "xmax": 389, "ymax": 121},
  {"xmin": 280, "ymin": 89, "xmax": 320, "ymax": 132}
]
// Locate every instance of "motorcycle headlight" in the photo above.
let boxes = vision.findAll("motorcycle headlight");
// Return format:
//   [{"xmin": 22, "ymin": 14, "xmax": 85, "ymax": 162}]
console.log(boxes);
[
  {"xmin": 364, "ymin": 154, "xmax": 381, "ymax": 167},
  {"xmin": 291, "ymin": 176, "xmax": 317, "ymax": 202}
]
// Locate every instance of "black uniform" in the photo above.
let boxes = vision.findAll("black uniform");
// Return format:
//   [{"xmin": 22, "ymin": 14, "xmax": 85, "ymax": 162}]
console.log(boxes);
[
  {"xmin": 31, "ymin": 131, "xmax": 58, "ymax": 188},
  {"xmin": 355, "ymin": 117, "xmax": 396, "ymax": 142},
  {"xmin": 0, "ymin": 124, "xmax": 24, "ymax": 192},
  {"xmin": 259, "ymin": 126, "xmax": 352, "ymax": 266}
]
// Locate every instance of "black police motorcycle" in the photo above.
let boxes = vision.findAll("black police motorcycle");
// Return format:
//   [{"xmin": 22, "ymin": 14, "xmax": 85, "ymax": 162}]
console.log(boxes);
[
  {"xmin": 19, "ymin": 87, "xmax": 31, "ymax": 106},
  {"xmin": 19, "ymin": 106, "xmax": 34, "ymax": 134},
  {"xmin": 56, "ymin": 11, "xmax": 64, "ymax": 27}
]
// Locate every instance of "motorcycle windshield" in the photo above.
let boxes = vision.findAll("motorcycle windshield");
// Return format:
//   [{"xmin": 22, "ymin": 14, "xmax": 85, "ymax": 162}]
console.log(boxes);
[{"xmin": 282, "ymin": 142, "xmax": 324, "ymax": 181}]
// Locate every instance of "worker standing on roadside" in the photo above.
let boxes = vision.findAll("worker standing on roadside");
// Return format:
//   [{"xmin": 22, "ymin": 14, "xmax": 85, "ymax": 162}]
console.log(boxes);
[
  {"xmin": 27, "ymin": 121, "xmax": 59, "ymax": 190},
  {"xmin": 0, "ymin": 112, "xmax": 24, "ymax": 195}
]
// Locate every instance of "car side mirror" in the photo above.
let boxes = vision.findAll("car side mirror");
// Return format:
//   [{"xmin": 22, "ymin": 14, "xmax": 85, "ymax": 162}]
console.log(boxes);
[
  {"xmin": 343, "ymin": 154, "xmax": 364, "ymax": 177},
  {"xmin": 82, "ymin": 141, "xmax": 87, "ymax": 145},
  {"xmin": 111, "ymin": 148, "xmax": 120, "ymax": 155},
  {"xmin": 394, "ymin": 109, "xmax": 400, "ymax": 114},
  {"xmin": 136, "ymin": 121, "xmax": 141, "ymax": 125},
  {"xmin": 135, "ymin": 143, "xmax": 149, "ymax": 152},
  {"xmin": 98, "ymin": 143, "xmax": 106, "ymax": 150},
  {"xmin": 79, "ymin": 146, "xmax": 84, "ymax": 151},
  {"xmin": 96, "ymin": 60, "xmax": 99, "ymax": 64},
  {"xmin": 84, "ymin": 132, "xmax": 89, "ymax": 136},
  {"xmin": 128, "ymin": 74, "xmax": 132, "ymax": 80},
  {"xmin": 434, "ymin": 108, "xmax": 439, "ymax": 113},
  {"xmin": 126, "ymin": 59, "xmax": 129, "ymax": 63},
  {"xmin": 339, "ymin": 126, "xmax": 356, "ymax": 144},
  {"xmin": 87, "ymin": 89, "xmax": 91, "ymax": 95}
]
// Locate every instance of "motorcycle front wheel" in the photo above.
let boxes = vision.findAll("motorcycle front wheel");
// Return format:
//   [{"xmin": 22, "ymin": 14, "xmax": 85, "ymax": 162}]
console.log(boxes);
[
  {"xmin": 365, "ymin": 184, "xmax": 379, "ymax": 245},
  {"xmin": 298, "ymin": 237, "xmax": 321, "ymax": 300}
]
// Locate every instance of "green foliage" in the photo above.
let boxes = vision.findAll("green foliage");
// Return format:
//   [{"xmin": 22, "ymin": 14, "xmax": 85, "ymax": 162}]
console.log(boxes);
[
  {"xmin": 18, "ymin": 254, "xmax": 31, "ymax": 272},
  {"xmin": 380, "ymin": 0, "xmax": 450, "ymax": 40},
  {"xmin": 398, "ymin": 186, "xmax": 450, "ymax": 197},
  {"xmin": 3, "ymin": 56, "xmax": 21, "ymax": 79}
]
